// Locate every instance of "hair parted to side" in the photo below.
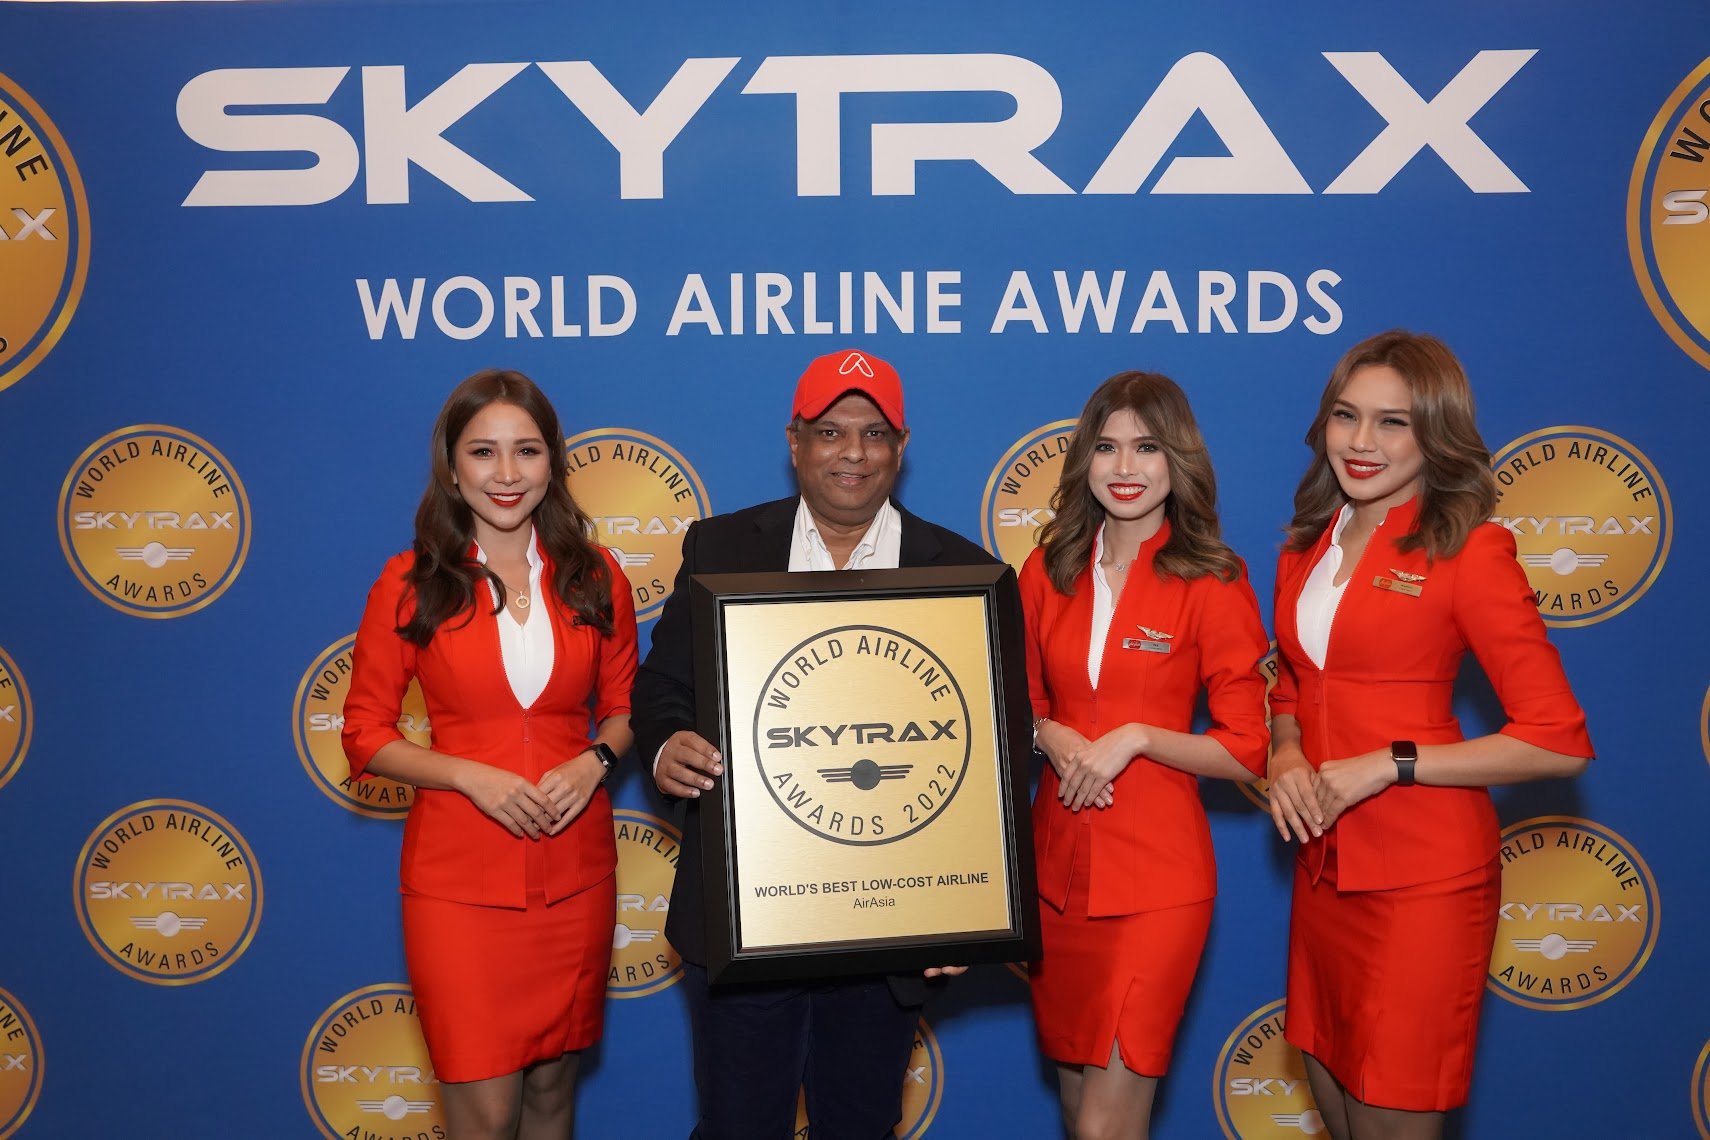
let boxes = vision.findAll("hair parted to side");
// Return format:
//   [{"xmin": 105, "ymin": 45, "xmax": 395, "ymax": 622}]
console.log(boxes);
[
  {"xmin": 1037, "ymin": 371, "xmax": 1242, "ymax": 593},
  {"xmin": 398, "ymin": 368, "xmax": 613, "ymax": 645},
  {"xmin": 1284, "ymin": 329, "xmax": 1496, "ymax": 560}
]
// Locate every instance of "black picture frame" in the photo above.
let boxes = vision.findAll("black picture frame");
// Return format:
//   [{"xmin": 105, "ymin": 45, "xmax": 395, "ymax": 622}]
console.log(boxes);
[{"xmin": 689, "ymin": 564, "xmax": 1040, "ymax": 984}]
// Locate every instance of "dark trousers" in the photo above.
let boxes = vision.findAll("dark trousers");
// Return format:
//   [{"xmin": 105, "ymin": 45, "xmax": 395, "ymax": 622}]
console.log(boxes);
[{"xmin": 681, "ymin": 962, "xmax": 920, "ymax": 1140}]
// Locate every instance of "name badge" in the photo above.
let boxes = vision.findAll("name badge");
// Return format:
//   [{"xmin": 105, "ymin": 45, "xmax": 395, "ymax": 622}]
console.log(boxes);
[
  {"xmin": 1371, "ymin": 575, "xmax": 1423, "ymax": 597},
  {"xmin": 1121, "ymin": 637, "xmax": 1172, "ymax": 653}
]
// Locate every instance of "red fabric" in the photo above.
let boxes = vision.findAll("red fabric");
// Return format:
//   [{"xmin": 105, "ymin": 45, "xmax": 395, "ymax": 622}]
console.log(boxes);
[
  {"xmin": 343, "ymin": 546, "xmax": 637, "ymax": 908},
  {"xmin": 1020, "ymin": 523, "xmax": 1271, "ymax": 917},
  {"xmin": 1029, "ymin": 829, "xmax": 1213, "ymax": 1073},
  {"xmin": 1284, "ymin": 852, "xmax": 1500, "ymax": 1111},
  {"xmin": 403, "ymin": 873, "xmax": 616, "ymax": 1082},
  {"xmin": 1270, "ymin": 499, "xmax": 1594, "ymax": 891}
]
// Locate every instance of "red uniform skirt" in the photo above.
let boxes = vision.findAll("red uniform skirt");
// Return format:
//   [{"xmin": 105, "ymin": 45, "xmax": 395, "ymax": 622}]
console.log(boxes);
[
  {"xmin": 1284, "ymin": 842, "xmax": 1500, "ymax": 1112},
  {"xmin": 402, "ymin": 869, "xmax": 615, "ymax": 1083},
  {"xmin": 1029, "ymin": 829, "xmax": 1213, "ymax": 1075}
]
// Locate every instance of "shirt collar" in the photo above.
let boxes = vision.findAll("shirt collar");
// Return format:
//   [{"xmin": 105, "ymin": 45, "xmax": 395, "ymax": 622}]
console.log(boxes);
[{"xmin": 793, "ymin": 498, "xmax": 900, "ymax": 568}]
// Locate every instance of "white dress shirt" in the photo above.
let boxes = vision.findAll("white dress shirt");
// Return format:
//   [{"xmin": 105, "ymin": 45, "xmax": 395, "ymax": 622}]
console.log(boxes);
[
  {"xmin": 1295, "ymin": 504, "xmax": 1356, "ymax": 670},
  {"xmin": 476, "ymin": 530, "xmax": 554, "ymax": 709},
  {"xmin": 788, "ymin": 497, "xmax": 902, "ymax": 572},
  {"xmin": 1088, "ymin": 525, "xmax": 1120, "ymax": 689}
]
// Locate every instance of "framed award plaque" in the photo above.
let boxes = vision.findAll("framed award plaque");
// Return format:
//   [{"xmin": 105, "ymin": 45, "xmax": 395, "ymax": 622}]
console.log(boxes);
[{"xmin": 689, "ymin": 564, "xmax": 1039, "ymax": 983}]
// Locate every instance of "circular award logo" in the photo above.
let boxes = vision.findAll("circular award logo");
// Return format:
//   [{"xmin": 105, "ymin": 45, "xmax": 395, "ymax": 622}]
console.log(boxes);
[
  {"xmin": 980, "ymin": 420, "xmax": 1075, "ymax": 570},
  {"xmin": 0, "ymin": 73, "xmax": 90, "ymax": 394},
  {"xmin": 1212, "ymin": 999, "xmax": 1322, "ymax": 1139},
  {"xmin": 1488, "ymin": 816, "xmax": 1659, "ymax": 1011},
  {"xmin": 563, "ymin": 428, "xmax": 710, "ymax": 623},
  {"xmin": 59, "ymin": 426, "xmax": 251, "ymax": 618},
  {"xmin": 1701, "ymin": 684, "xmax": 1709, "ymax": 769},
  {"xmin": 610, "ymin": 809, "xmax": 683, "ymax": 998},
  {"xmin": 1629, "ymin": 58, "xmax": 1710, "ymax": 371},
  {"xmin": 0, "ymin": 987, "xmax": 42, "ymax": 1140},
  {"xmin": 794, "ymin": 1017, "xmax": 943, "ymax": 1139},
  {"xmin": 1693, "ymin": 1034, "xmax": 1710, "ymax": 1139},
  {"xmin": 300, "ymin": 984, "xmax": 443, "ymax": 1140},
  {"xmin": 1489, "ymin": 427, "xmax": 1670, "ymax": 627},
  {"xmin": 753, "ymin": 626, "xmax": 973, "ymax": 846},
  {"xmin": 294, "ymin": 634, "xmax": 428, "ymax": 818},
  {"xmin": 0, "ymin": 646, "xmax": 32, "ymax": 793},
  {"xmin": 74, "ymin": 800, "xmax": 262, "ymax": 985},
  {"xmin": 1237, "ymin": 645, "xmax": 1282, "ymax": 812}
]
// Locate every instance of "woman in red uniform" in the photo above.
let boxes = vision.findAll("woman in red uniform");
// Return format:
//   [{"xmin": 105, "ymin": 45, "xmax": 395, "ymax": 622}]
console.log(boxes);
[
  {"xmin": 1267, "ymin": 331, "xmax": 1592, "ymax": 1140},
  {"xmin": 1023, "ymin": 371, "xmax": 1270, "ymax": 1139},
  {"xmin": 343, "ymin": 369, "xmax": 636, "ymax": 1139}
]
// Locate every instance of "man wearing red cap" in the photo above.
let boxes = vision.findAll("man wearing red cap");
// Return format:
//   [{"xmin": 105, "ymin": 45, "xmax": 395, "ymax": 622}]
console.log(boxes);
[{"xmin": 634, "ymin": 348, "xmax": 998, "ymax": 1140}]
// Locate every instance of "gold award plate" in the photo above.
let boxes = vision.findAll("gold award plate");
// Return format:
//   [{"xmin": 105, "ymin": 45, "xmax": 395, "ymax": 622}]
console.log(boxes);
[{"xmin": 692, "ymin": 566, "xmax": 1037, "ymax": 983}]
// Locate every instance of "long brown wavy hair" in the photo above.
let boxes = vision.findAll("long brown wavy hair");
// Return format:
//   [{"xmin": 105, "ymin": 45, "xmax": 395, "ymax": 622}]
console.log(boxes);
[
  {"xmin": 1038, "ymin": 371, "xmax": 1241, "ymax": 593},
  {"xmin": 398, "ymin": 369, "xmax": 613, "ymax": 645},
  {"xmin": 1284, "ymin": 330, "xmax": 1496, "ymax": 560}
]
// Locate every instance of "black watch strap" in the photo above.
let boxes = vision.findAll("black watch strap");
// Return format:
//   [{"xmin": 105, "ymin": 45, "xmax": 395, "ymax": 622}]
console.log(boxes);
[
  {"xmin": 1391, "ymin": 739, "xmax": 1417, "ymax": 786},
  {"xmin": 592, "ymin": 742, "xmax": 619, "ymax": 781}
]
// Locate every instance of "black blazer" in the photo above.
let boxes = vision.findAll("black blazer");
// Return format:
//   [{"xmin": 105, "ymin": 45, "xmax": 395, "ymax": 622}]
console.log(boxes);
[{"xmin": 632, "ymin": 496, "xmax": 998, "ymax": 1005}]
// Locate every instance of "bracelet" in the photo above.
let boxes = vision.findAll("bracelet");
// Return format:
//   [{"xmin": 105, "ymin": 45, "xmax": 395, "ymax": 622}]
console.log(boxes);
[
  {"xmin": 591, "ymin": 741, "xmax": 619, "ymax": 782},
  {"xmin": 1032, "ymin": 715, "xmax": 1050, "ymax": 749}
]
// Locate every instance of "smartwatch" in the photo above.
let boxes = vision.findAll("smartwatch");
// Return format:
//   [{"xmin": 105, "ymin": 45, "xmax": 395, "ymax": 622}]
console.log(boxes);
[
  {"xmin": 591, "ymin": 742, "xmax": 619, "ymax": 782},
  {"xmin": 1391, "ymin": 739, "xmax": 1417, "ymax": 787}
]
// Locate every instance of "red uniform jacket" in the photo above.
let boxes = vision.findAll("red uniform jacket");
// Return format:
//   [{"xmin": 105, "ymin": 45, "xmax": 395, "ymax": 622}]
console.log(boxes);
[
  {"xmin": 1021, "ymin": 523, "xmax": 1271, "ymax": 917},
  {"xmin": 343, "ymin": 546, "xmax": 637, "ymax": 908},
  {"xmin": 1270, "ymin": 498, "xmax": 1593, "ymax": 891}
]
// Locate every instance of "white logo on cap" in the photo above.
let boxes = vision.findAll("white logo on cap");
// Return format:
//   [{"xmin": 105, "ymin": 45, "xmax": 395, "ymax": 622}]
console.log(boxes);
[{"xmin": 839, "ymin": 352, "xmax": 875, "ymax": 378}]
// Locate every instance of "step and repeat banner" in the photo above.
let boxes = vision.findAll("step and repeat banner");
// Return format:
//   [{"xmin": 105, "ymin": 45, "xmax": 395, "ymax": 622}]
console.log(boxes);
[{"xmin": 2, "ymin": 2, "xmax": 1706, "ymax": 1136}]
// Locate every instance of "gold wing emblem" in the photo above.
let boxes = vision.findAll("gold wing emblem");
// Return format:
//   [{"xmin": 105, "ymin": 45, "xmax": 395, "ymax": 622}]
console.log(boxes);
[
  {"xmin": 1137, "ymin": 625, "xmax": 1174, "ymax": 640},
  {"xmin": 1389, "ymin": 568, "xmax": 1427, "ymax": 583}
]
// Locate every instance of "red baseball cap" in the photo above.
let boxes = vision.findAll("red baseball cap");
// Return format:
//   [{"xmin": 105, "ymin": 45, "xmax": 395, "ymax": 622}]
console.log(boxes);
[{"xmin": 790, "ymin": 349, "xmax": 905, "ymax": 428}]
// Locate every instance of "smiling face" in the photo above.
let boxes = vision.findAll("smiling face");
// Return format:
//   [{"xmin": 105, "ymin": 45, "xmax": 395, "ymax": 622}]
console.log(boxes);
[
  {"xmin": 1324, "ymin": 363, "xmax": 1425, "ymax": 514},
  {"xmin": 452, "ymin": 400, "xmax": 551, "ymax": 546},
  {"xmin": 787, "ymin": 391, "xmax": 909, "ymax": 531},
  {"xmin": 1087, "ymin": 407, "xmax": 1172, "ymax": 541}
]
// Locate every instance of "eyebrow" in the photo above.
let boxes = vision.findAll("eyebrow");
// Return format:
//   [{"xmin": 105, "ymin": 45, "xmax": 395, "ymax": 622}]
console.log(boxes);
[
  {"xmin": 1096, "ymin": 433, "xmax": 1159, "ymax": 443},
  {"xmin": 1332, "ymin": 399, "xmax": 1410, "ymax": 415},
  {"xmin": 462, "ymin": 436, "xmax": 546, "ymax": 445}
]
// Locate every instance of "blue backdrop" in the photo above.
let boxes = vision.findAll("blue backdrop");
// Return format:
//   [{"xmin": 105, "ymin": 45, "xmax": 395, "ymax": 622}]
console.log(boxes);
[{"xmin": 2, "ymin": 2, "xmax": 1706, "ymax": 1136}]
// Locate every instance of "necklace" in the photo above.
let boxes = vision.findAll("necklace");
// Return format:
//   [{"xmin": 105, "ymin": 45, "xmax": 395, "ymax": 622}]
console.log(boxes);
[
  {"xmin": 510, "ymin": 587, "xmax": 530, "ymax": 610},
  {"xmin": 1102, "ymin": 555, "xmax": 1131, "ymax": 572}
]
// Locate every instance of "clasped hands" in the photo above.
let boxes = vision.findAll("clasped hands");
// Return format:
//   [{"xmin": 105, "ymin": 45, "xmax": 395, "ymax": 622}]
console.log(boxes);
[
  {"xmin": 461, "ymin": 751, "xmax": 605, "ymax": 839},
  {"xmin": 1267, "ymin": 748, "xmax": 1395, "ymax": 843},
  {"xmin": 1036, "ymin": 719, "xmax": 1141, "ymax": 812}
]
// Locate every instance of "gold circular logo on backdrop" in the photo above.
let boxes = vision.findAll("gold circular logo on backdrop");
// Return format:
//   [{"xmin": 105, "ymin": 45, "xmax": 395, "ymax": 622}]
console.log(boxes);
[
  {"xmin": 1488, "ymin": 816, "xmax": 1658, "ymax": 1011},
  {"xmin": 794, "ymin": 1017, "xmax": 943, "ymax": 1139},
  {"xmin": 609, "ymin": 809, "xmax": 683, "ymax": 998},
  {"xmin": 1489, "ymin": 427, "xmax": 1670, "ymax": 627},
  {"xmin": 0, "ymin": 987, "xmax": 43, "ymax": 1140},
  {"xmin": 294, "ymin": 634, "xmax": 428, "ymax": 819},
  {"xmin": 1692, "ymin": 1034, "xmax": 1710, "ymax": 1139},
  {"xmin": 0, "ymin": 647, "xmax": 32, "ymax": 793},
  {"xmin": 74, "ymin": 800, "xmax": 262, "ymax": 984},
  {"xmin": 1701, "ymin": 684, "xmax": 1709, "ymax": 770},
  {"xmin": 1212, "ymin": 998, "xmax": 1322, "ymax": 1139},
  {"xmin": 300, "ymin": 984, "xmax": 443, "ymax": 1140},
  {"xmin": 1628, "ymin": 58, "xmax": 1710, "ymax": 371},
  {"xmin": 563, "ymin": 428, "xmax": 710, "ymax": 623},
  {"xmin": 1237, "ymin": 645, "xmax": 1282, "ymax": 812},
  {"xmin": 753, "ymin": 626, "xmax": 973, "ymax": 846},
  {"xmin": 58, "ymin": 425, "xmax": 251, "ymax": 618},
  {"xmin": 0, "ymin": 73, "xmax": 90, "ymax": 394},
  {"xmin": 980, "ymin": 420, "xmax": 1076, "ymax": 571}
]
